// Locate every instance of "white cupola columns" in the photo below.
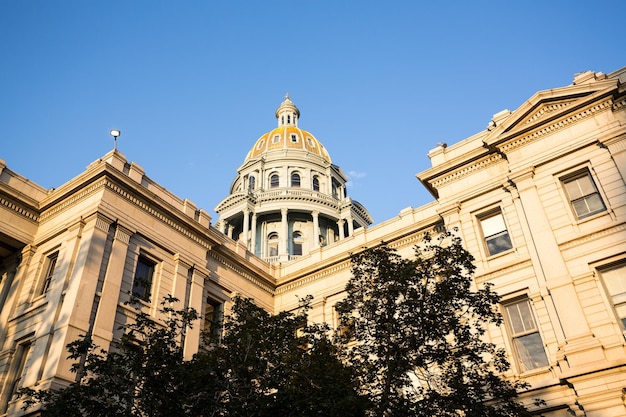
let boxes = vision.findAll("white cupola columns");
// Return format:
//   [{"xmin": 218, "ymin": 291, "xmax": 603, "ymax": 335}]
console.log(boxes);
[{"xmin": 276, "ymin": 93, "xmax": 300, "ymax": 127}]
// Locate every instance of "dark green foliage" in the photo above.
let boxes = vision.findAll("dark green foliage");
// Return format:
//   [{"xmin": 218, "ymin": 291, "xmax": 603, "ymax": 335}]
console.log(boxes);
[
  {"xmin": 335, "ymin": 231, "xmax": 533, "ymax": 417},
  {"xmin": 20, "ymin": 295, "xmax": 366, "ymax": 417},
  {"xmin": 20, "ymin": 295, "xmax": 200, "ymax": 417},
  {"xmin": 195, "ymin": 295, "xmax": 368, "ymax": 416}
]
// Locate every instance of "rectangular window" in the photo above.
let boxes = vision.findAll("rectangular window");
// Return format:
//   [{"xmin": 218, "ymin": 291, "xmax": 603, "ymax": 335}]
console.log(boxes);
[
  {"xmin": 479, "ymin": 210, "xmax": 513, "ymax": 256},
  {"xmin": 504, "ymin": 299, "xmax": 549, "ymax": 372},
  {"xmin": 39, "ymin": 251, "xmax": 58, "ymax": 294},
  {"xmin": 562, "ymin": 170, "xmax": 606, "ymax": 219},
  {"xmin": 599, "ymin": 263, "xmax": 626, "ymax": 328},
  {"xmin": 1, "ymin": 341, "xmax": 31, "ymax": 412},
  {"xmin": 204, "ymin": 298, "xmax": 223, "ymax": 337},
  {"xmin": 132, "ymin": 256, "xmax": 155, "ymax": 302}
]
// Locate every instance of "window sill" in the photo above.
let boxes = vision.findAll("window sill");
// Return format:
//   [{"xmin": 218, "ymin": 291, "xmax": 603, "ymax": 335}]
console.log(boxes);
[{"xmin": 485, "ymin": 248, "xmax": 515, "ymax": 261}]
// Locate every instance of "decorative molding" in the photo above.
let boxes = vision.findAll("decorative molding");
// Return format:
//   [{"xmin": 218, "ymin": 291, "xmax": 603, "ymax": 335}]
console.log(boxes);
[
  {"xmin": 0, "ymin": 195, "xmax": 39, "ymax": 222},
  {"xmin": 275, "ymin": 259, "xmax": 352, "ymax": 294},
  {"xmin": 207, "ymin": 250, "xmax": 275, "ymax": 295},
  {"xmin": 521, "ymin": 100, "xmax": 577, "ymax": 126},
  {"xmin": 430, "ymin": 153, "xmax": 504, "ymax": 189},
  {"xmin": 39, "ymin": 178, "xmax": 108, "ymax": 223},
  {"xmin": 474, "ymin": 259, "xmax": 533, "ymax": 283},
  {"xmin": 500, "ymin": 98, "xmax": 614, "ymax": 153},
  {"xmin": 560, "ymin": 224, "xmax": 626, "ymax": 251}
]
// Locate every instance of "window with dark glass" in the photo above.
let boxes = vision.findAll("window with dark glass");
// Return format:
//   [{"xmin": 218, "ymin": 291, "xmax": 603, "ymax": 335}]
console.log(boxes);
[
  {"xmin": 204, "ymin": 298, "xmax": 224, "ymax": 337},
  {"xmin": 40, "ymin": 251, "xmax": 58, "ymax": 294},
  {"xmin": 132, "ymin": 256, "xmax": 155, "ymax": 302},
  {"xmin": 291, "ymin": 134, "xmax": 298, "ymax": 143},
  {"xmin": 312, "ymin": 176, "xmax": 320, "ymax": 191},
  {"xmin": 248, "ymin": 176, "xmax": 256, "ymax": 192},
  {"xmin": 504, "ymin": 299, "xmax": 549, "ymax": 372},
  {"xmin": 292, "ymin": 231, "xmax": 303, "ymax": 256},
  {"xmin": 479, "ymin": 211, "xmax": 513, "ymax": 256},
  {"xmin": 268, "ymin": 232, "xmax": 279, "ymax": 257},
  {"xmin": 270, "ymin": 174, "xmax": 279, "ymax": 188},
  {"xmin": 3, "ymin": 341, "xmax": 31, "ymax": 411},
  {"xmin": 562, "ymin": 170, "xmax": 606, "ymax": 219},
  {"xmin": 291, "ymin": 172, "xmax": 301, "ymax": 187},
  {"xmin": 599, "ymin": 262, "xmax": 626, "ymax": 328}
]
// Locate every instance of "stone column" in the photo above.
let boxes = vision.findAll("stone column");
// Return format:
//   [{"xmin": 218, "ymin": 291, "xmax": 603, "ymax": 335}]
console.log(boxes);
[
  {"xmin": 312, "ymin": 211, "xmax": 320, "ymax": 248},
  {"xmin": 337, "ymin": 219, "xmax": 345, "ymax": 240},
  {"xmin": 183, "ymin": 265, "xmax": 207, "ymax": 360},
  {"xmin": 92, "ymin": 223, "xmax": 133, "ymax": 350},
  {"xmin": 347, "ymin": 216, "xmax": 354, "ymax": 237},
  {"xmin": 242, "ymin": 209, "xmax": 249, "ymax": 249},
  {"xmin": 250, "ymin": 213, "xmax": 257, "ymax": 254},
  {"xmin": 281, "ymin": 208, "xmax": 289, "ymax": 256}
]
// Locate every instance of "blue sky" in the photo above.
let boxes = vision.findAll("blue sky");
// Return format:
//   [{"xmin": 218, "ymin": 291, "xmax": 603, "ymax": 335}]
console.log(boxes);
[{"xmin": 1, "ymin": 1, "xmax": 623, "ymax": 224}]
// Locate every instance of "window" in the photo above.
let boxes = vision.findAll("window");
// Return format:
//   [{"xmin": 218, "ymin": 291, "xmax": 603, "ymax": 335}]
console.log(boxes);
[
  {"xmin": 248, "ymin": 176, "xmax": 256, "ymax": 192},
  {"xmin": 290, "ymin": 134, "xmax": 298, "ymax": 143},
  {"xmin": 273, "ymin": 135, "xmax": 280, "ymax": 144},
  {"xmin": 292, "ymin": 231, "xmax": 303, "ymax": 256},
  {"xmin": 291, "ymin": 172, "xmax": 301, "ymax": 187},
  {"xmin": 2, "ymin": 341, "xmax": 31, "ymax": 412},
  {"xmin": 479, "ymin": 210, "xmax": 513, "ymax": 256},
  {"xmin": 562, "ymin": 170, "xmax": 606, "ymax": 219},
  {"xmin": 287, "ymin": 115, "xmax": 291, "ymax": 124},
  {"xmin": 267, "ymin": 232, "xmax": 279, "ymax": 257},
  {"xmin": 39, "ymin": 251, "xmax": 58, "ymax": 294},
  {"xmin": 312, "ymin": 176, "xmax": 320, "ymax": 191},
  {"xmin": 307, "ymin": 137, "xmax": 315, "ymax": 147},
  {"xmin": 504, "ymin": 299, "xmax": 549, "ymax": 372},
  {"xmin": 256, "ymin": 139, "xmax": 264, "ymax": 150},
  {"xmin": 132, "ymin": 256, "xmax": 155, "ymax": 302},
  {"xmin": 270, "ymin": 174, "xmax": 279, "ymax": 188},
  {"xmin": 599, "ymin": 263, "xmax": 626, "ymax": 328},
  {"xmin": 204, "ymin": 298, "xmax": 224, "ymax": 338}
]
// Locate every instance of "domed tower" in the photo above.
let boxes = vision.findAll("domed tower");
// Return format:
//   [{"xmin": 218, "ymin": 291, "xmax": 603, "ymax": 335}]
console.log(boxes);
[{"xmin": 215, "ymin": 94, "xmax": 372, "ymax": 263}]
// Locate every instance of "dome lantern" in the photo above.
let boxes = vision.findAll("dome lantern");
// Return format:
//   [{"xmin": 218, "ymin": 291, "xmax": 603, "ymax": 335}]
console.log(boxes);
[{"xmin": 276, "ymin": 93, "xmax": 300, "ymax": 127}]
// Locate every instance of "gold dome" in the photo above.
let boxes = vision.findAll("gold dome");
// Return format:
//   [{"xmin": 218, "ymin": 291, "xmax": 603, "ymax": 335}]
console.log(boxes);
[
  {"xmin": 245, "ymin": 126, "xmax": 331, "ymax": 162},
  {"xmin": 244, "ymin": 94, "xmax": 331, "ymax": 163}
]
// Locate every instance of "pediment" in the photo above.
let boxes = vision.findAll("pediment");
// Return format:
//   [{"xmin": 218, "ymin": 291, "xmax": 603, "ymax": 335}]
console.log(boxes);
[{"xmin": 483, "ymin": 75, "xmax": 618, "ymax": 148}]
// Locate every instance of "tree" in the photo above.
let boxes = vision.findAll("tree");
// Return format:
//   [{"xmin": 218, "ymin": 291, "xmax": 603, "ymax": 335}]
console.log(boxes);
[
  {"xmin": 21, "ymin": 295, "xmax": 367, "ymax": 417},
  {"xmin": 20, "ymin": 295, "xmax": 201, "ymax": 417},
  {"xmin": 335, "ymin": 231, "xmax": 534, "ymax": 417},
  {"xmin": 195, "ymin": 295, "xmax": 368, "ymax": 416}
]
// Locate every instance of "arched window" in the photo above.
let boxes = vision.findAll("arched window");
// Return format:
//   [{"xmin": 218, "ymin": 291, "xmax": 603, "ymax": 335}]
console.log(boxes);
[
  {"xmin": 291, "ymin": 172, "xmax": 301, "ymax": 187},
  {"xmin": 270, "ymin": 174, "xmax": 279, "ymax": 188},
  {"xmin": 248, "ymin": 176, "xmax": 256, "ymax": 192},
  {"xmin": 292, "ymin": 231, "xmax": 303, "ymax": 256},
  {"xmin": 312, "ymin": 176, "xmax": 320, "ymax": 191},
  {"xmin": 268, "ymin": 232, "xmax": 279, "ymax": 257}
]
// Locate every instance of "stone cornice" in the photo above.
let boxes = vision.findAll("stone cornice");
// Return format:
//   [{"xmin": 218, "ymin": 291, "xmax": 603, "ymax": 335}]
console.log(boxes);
[
  {"xmin": 207, "ymin": 250, "xmax": 275, "ymax": 295},
  {"xmin": 0, "ymin": 193, "xmax": 39, "ymax": 223},
  {"xmin": 429, "ymin": 153, "xmax": 505, "ymax": 190},
  {"xmin": 498, "ymin": 97, "xmax": 615, "ymax": 153}
]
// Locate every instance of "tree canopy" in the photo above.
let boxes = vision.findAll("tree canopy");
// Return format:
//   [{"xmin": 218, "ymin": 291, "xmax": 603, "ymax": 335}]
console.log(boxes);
[
  {"xmin": 21, "ymin": 295, "xmax": 366, "ymax": 417},
  {"xmin": 335, "ymin": 231, "xmax": 533, "ymax": 417}
]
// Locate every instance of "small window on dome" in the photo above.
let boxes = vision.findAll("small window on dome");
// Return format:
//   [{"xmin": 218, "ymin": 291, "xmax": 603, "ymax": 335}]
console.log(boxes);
[
  {"xmin": 281, "ymin": 116, "xmax": 284, "ymax": 125},
  {"xmin": 273, "ymin": 135, "xmax": 280, "ymax": 144},
  {"xmin": 287, "ymin": 115, "xmax": 291, "ymax": 124},
  {"xmin": 291, "ymin": 172, "xmax": 301, "ymax": 187},
  {"xmin": 307, "ymin": 138, "xmax": 315, "ymax": 147},
  {"xmin": 256, "ymin": 140, "xmax": 264, "ymax": 150},
  {"xmin": 291, "ymin": 134, "xmax": 298, "ymax": 143},
  {"xmin": 270, "ymin": 174, "xmax": 279, "ymax": 188}
]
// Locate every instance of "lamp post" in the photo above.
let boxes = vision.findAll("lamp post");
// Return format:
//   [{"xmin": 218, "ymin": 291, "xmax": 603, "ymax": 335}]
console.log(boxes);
[{"xmin": 110, "ymin": 129, "xmax": 121, "ymax": 150}]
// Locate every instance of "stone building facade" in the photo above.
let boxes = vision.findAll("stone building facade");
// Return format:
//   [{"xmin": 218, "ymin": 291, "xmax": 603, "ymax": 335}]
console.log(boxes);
[{"xmin": 1, "ymin": 66, "xmax": 625, "ymax": 416}]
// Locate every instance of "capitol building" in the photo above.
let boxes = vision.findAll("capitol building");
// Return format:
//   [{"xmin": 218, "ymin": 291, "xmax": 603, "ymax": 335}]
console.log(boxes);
[{"xmin": 1, "ymin": 66, "xmax": 625, "ymax": 416}]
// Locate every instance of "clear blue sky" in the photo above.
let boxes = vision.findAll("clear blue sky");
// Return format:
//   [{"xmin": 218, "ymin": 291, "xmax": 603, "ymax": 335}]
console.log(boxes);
[{"xmin": 1, "ymin": 1, "xmax": 623, "ymax": 224}]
